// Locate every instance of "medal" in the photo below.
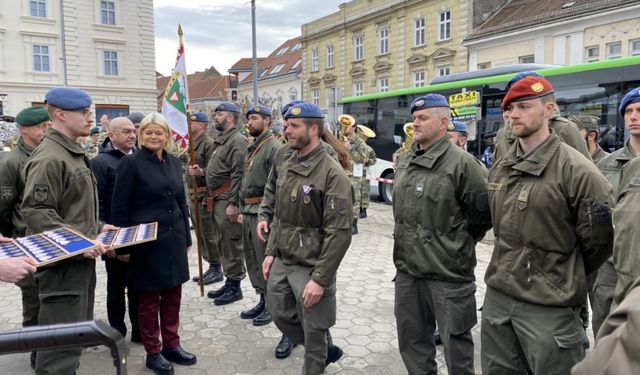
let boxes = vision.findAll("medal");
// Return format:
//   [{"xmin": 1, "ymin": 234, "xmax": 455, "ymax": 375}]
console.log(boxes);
[{"xmin": 303, "ymin": 195, "xmax": 311, "ymax": 204}]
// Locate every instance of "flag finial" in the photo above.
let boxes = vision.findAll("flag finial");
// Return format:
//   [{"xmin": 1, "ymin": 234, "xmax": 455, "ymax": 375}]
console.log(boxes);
[{"xmin": 178, "ymin": 24, "xmax": 183, "ymax": 37}]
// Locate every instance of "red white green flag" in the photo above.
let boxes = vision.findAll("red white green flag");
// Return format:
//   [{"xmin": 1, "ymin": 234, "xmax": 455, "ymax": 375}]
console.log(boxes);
[{"xmin": 162, "ymin": 25, "xmax": 190, "ymax": 148}]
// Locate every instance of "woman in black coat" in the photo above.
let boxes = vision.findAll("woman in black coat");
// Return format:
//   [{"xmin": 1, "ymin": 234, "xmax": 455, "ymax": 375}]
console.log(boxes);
[{"xmin": 112, "ymin": 113, "xmax": 196, "ymax": 375}]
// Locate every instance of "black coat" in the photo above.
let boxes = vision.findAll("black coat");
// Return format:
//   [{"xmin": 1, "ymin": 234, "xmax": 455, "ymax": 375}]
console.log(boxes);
[
  {"xmin": 111, "ymin": 147, "xmax": 191, "ymax": 292},
  {"xmin": 91, "ymin": 139, "xmax": 131, "ymax": 224}
]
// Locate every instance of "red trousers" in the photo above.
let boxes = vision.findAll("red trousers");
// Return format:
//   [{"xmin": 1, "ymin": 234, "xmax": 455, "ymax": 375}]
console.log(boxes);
[{"xmin": 138, "ymin": 285, "xmax": 182, "ymax": 354}]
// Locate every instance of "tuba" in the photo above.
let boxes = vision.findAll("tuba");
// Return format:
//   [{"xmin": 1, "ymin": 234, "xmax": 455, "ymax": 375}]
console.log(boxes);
[
  {"xmin": 338, "ymin": 114, "xmax": 356, "ymax": 138},
  {"xmin": 357, "ymin": 124, "xmax": 376, "ymax": 141},
  {"xmin": 402, "ymin": 122, "xmax": 414, "ymax": 150}
]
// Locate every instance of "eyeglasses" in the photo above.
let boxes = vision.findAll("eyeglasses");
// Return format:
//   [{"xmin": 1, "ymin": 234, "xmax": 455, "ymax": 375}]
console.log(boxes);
[{"xmin": 67, "ymin": 108, "xmax": 93, "ymax": 118}]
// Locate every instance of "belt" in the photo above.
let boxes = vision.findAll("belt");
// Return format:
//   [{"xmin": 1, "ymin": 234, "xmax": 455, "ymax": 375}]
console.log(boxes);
[
  {"xmin": 243, "ymin": 196, "xmax": 263, "ymax": 205},
  {"xmin": 205, "ymin": 180, "xmax": 232, "ymax": 212},
  {"xmin": 188, "ymin": 187, "xmax": 208, "ymax": 194}
]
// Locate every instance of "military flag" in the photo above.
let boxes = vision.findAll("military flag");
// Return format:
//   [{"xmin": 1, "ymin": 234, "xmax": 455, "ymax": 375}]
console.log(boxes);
[{"xmin": 162, "ymin": 25, "xmax": 190, "ymax": 148}]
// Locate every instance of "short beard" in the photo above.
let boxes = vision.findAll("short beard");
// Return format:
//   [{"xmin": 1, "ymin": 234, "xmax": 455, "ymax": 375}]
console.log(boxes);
[
  {"xmin": 215, "ymin": 121, "xmax": 226, "ymax": 131},
  {"xmin": 249, "ymin": 125, "xmax": 264, "ymax": 137}
]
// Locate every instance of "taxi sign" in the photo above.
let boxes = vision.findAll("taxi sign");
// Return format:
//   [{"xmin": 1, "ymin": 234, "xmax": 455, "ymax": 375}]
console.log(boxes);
[{"xmin": 449, "ymin": 91, "xmax": 479, "ymax": 108}]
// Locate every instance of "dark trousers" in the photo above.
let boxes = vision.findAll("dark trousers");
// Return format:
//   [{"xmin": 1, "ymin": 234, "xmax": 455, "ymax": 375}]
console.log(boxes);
[
  {"xmin": 138, "ymin": 285, "xmax": 182, "ymax": 354},
  {"xmin": 105, "ymin": 258, "xmax": 139, "ymax": 339}
]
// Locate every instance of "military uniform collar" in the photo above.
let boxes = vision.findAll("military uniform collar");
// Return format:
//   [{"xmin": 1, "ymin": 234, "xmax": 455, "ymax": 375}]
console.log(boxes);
[
  {"xmin": 502, "ymin": 132, "xmax": 560, "ymax": 176},
  {"xmin": 17, "ymin": 137, "xmax": 35, "ymax": 156},
  {"xmin": 46, "ymin": 128, "xmax": 85, "ymax": 155},
  {"xmin": 408, "ymin": 135, "xmax": 451, "ymax": 169},
  {"xmin": 288, "ymin": 143, "xmax": 326, "ymax": 177},
  {"xmin": 215, "ymin": 126, "xmax": 239, "ymax": 144},
  {"xmin": 614, "ymin": 139, "xmax": 638, "ymax": 162},
  {"xmin": 249, "ymin": 130, "xmax": 273, "ymax": 151}
]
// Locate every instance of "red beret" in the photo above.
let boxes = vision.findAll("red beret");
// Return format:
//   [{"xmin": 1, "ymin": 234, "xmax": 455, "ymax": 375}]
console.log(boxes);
[{"xmin": 502, "ymin": 76, "xmax": 554, "ymax": 110}]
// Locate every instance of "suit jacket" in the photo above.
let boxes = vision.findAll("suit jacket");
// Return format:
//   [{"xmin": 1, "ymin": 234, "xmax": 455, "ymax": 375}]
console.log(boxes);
[{"xmin": 111, "ymin": 146, "xmax": 191, "ymax": 292}]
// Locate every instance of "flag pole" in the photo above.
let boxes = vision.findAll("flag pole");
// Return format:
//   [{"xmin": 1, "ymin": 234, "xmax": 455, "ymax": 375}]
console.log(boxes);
[{"xmin": 179, "ymin": 25, "xmax": 206, "ymax": 297}]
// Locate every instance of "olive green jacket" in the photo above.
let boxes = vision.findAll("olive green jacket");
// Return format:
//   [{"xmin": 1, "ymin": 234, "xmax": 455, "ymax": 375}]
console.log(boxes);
[
  {"xmin": 611, "ymin": 157, "xmax": 640, "ymax": 306},
  {"xmin": 21, "ymin": 128, "xmax": 100, "ymax": 239},
  {"xmin": 265, "ymin": 144, "xmax": 353, "ymax": 287},
  {"xmin": 485, "ymin": 133, "xmax": 613, "ymax": 307},
  {"xmin": 240, "ymin": 131, "xmax": 282, "ymax": 215},
  {"xmin": 597, "ymin": 139, "xmax": 637, "ymax": 202},
  {"xmin": 494, "ymin": 111, "xmax": 591, "ymax": 162},
  {"xmin": 185, "ymin": 133, "xmax": 214, "ymax": 200},
  {"xmin": 205, "ymin": 126, "xmax": 247, "ymax": 205},
  {"xmin": 592, "ymin": 145, "xmax": 609, "ymax": 165},
  {"xmin": 0, "ymin": 137, "xmax": 34, "ymax": 237},
  {"xmin": 393, "ymin": 135, "xmax": 492, "ymax": 282}
]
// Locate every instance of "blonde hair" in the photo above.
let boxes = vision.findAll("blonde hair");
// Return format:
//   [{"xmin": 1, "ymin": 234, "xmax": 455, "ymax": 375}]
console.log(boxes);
[{"xmin": 138, "ymin": 112, "xmax": 174, "ymax": 152}]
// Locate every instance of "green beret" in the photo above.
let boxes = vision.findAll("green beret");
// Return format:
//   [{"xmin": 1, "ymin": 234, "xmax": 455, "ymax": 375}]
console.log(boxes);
[
  {"xmin": 15, "ymin": 107, "xmax": 50, "ymax": 126},
  {"xmin": 90, "ymin": 127, "xmax": 101, "ymax": 135}
]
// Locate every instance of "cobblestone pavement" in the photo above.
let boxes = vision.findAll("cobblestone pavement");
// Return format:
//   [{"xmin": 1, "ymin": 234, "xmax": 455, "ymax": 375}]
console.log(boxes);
[{"xmin": 0, "ymin": 202, "xmax": 591, "ymax": 374}]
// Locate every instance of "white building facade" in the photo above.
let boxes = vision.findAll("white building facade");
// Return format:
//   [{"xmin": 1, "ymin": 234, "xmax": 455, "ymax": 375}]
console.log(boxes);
[{"xmin": 0, "ymin": 0, "xmax": 157, "ymax": 118}]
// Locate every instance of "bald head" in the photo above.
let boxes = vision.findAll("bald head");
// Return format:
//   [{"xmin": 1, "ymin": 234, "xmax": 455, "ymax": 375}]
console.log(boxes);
[{"xmin": 108, "ymin": 117, "xmax": 136, "ymax": 153}]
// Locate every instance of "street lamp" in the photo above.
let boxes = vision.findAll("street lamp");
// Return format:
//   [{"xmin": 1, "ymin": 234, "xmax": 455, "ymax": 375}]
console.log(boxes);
[{"xmin": 0, "ymin": 93, "xmax": 6, "ymax": 116}]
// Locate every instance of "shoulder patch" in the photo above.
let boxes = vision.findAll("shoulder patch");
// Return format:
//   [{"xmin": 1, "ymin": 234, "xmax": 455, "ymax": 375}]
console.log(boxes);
[
  {"xmin": 33, "ymin": 184, "xmax": 49, "ymax": 203},
  {"xmin": 631, "ymin": 176, "xmax": 640, "ymax": 187},
  {"xmin": 1, "ymin": 186, "xmax": 14, "ymax": 201},
  {"xmin": 592, "ymin": 203, "xmax": 611, "ymax": 226}
]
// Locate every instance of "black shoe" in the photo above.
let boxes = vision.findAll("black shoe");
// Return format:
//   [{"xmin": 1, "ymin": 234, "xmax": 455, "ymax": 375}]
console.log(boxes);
[
  {"xmin": 146, "ymin": 353, "xmax": 175, "ymax": 375},
  {"xmin": 240, "ymin": 294, "xmax": 265, "ymax": 319},
  {"xmin": 352, "ymin": 220, "xmax": 358, "ymax": 235},
  {"xmin": 359, "ymin": 208, "xmax": 367, "ymax": 219},
  {"xmin": 214, "ymin": 279, "xmax": 243, "ymax": 305},
  {"xmin": 253, "ymin": 308, "xmax": 272, "ymax": 326},
  {"xmin": 161, "ymin": 346, "xmax": 197, "ymax": 366},
  {"xmin": 325, "ymin": 344, "xmax": 343, "ymax": 366},
  {"xmin": 275, "ymin": 335, "xmax": 296, "ymax": 359},
  {"xmin": 201, "ymin": 270, "xmax": 223, "ymax": 285},
  {"xmin": 207, "ymin": 279, "xmax": 229, "ymax": 299},
  {"xmin": 193, "ymin": 264, "xmax": 221, "ymax": 283},
  {"xmin": 434, "ymin": 330, "xmax": 442, "ymax": 345},
  {"xmin": 30, "ymin": 351, "xmax": 36, "ymax": 370}
]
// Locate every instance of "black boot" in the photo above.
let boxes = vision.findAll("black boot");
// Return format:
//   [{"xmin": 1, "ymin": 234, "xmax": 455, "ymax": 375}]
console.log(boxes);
[
  {"xmin": 359, "ymin": 207, "xmax": 367, "ymax": 218},
  {"xmin": 214, "ymin": 279, "xmax": 243, "ymax": 305},
  {"xmin": 30, "ymin": 351, "xmax": 36, "ymax": 370},
  {"xmin": 207, "ymin": 278, "xmax": 229, "ymax": 299},
  {"xmin": 352, "ymin": 219, "xmax": 358, "ymax": 235},
  {"xmin": 325, "ymin": 344, "xmax": 343, "ymax": 366},
  {"xmin": 146, "ymin": 353, "xmax": 175, "ymax": 375},
  {"xmin": 161, "ymin": 346, "xmax": 197, "ymax": 366},
  {"xmin": 275, "ymin": 335, "xmax": 296, "ymax": 359},
  {"xmin": 240, "ymin": 294, "xmax": 265, "ymax": 319},
  {"xmin": 253, "ymin": 308, "xmax": 272, "ymax": 326},
  {"xmin": 434, "ymin": 329, "xmax": 442, "ymax": 345},
  {"xmin": 201, "ymin": 264, "xmax": 223, "ymax": 285}
]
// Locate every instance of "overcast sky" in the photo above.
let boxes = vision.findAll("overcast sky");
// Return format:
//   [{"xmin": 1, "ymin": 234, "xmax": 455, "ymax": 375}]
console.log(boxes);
[{"xmin": 154, "ymin": 0, "xmax": 346, "ymax": 76}]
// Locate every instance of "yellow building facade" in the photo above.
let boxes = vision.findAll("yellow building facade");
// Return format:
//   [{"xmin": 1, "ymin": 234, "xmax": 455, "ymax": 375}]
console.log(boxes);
[{"xmin": 301, "ymin": 0, "xmax": 472, "ymax": 121}]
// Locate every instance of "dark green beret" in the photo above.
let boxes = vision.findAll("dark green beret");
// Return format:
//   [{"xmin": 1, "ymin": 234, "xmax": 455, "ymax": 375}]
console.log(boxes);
[
  {"xmin": 90, "ymin": 127, "xmax": 101, "ymax": 135},
  {"xmin": 15, "ymin": 107, "xmax": 50, "ymax": 126}
]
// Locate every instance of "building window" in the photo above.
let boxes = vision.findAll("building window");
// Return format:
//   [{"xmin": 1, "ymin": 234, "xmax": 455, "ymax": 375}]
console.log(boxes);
[
  {"xmin": 585, "ymin": 46, "xmax": 600, "ymax": 62},
  {"xmin": 104, "ymin": 50, "xmax": 118, "ymax": 76},
  {"xmin": 290, "ymin": 59, "xmax": 301, "ymax": 71},
  {"xmin": 33, "ymin": 45, "xmax": 50, "ymax": 72},
  {"xmin": 518, "ymin": 55, "xmax": 535, "ymax": 64},
  {"xmin": 413, "ymin": 71, "xmax": 425, "ymax": 87},
  {"xmin": 291, "ymin": 43, "xmax": 302, "ymax": 52},
  {"xmin": 477, "ymin": 62, "xmax": 491, "ymax": 70},
  {"xmin": 354, "ymin": 33, "xmax": 364, "ymax": 61},
  {"xmin": 100, "ymin": 1, "xmax": 116, "ymax": 25},
  {"xmin": 289, "ymin": 88, "xmax": 297, "ymax": 102},
  {"xmin": 438, "ymin": 11, "xmax": 451, "ymax": 41},
  {"xmin": 326, "ymin": 45, "xmax": 334, "ymax": 68},
  {"xmin": 259, "ymin": 68, "xmax": 269, "ymax": 77},
  {"xmin": 327, "ymin": 87, "xmax": 336, "ymax": 107},
  {"xmin": 631, "ymin": 39, "xmax": 640, "ymax": 56},
  {"xmin": 414, "ymin": 17, "xmax": 425, "ymax": 46},
  {"xmin": 378, "ymin": 26, "xmax": 389, "ymax": 55},
  {"xmin": 436, "ymin": 65, "xmax": 451, "ymax": 77},
  {"xmin": 276, "ymin": 47, "xmax": 289, "ymax": 56},
  {"xmin": 30, "ymin": 0, "xmax": 46, "ymax": 17},
  {"xmin": 378, "ymin": 78, "xmax": 389, "ymax": 92},
  {"xmin": 270, "ymin": 63, "xmax": 285, "ymax": 75},
  {"xmin": 312, "ymin": 89, "xmax": 320, "ymax": 106},
  {"xmin": 354, "ymin": 81, "xmax": 364, "ymax": 96},
  {"xmin": 311, "ymin": 47, "xmax": 319, "ymax": 72},
  {"xmin": 607, "ymin": 42, "xmax": 622, "ymax": 59}
]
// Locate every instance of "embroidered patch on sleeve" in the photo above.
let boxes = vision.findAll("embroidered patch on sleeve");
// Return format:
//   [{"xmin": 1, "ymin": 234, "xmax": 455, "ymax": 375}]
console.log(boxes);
[
  {"xmin": 592, "ymin": 203, "xmax": 612, "ymax": 226},
  {"xmin": 33, "ymin": 184, "xmax": 49, "ymax": 203},
  {"xmin": 1, "ymin": 186, "xmax": 14, "ymax": 201}
]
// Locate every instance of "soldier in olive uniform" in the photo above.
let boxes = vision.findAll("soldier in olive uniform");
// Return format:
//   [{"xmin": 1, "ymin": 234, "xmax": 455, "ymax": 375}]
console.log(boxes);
[
  {"xmin": 238, "ymin": 105, "xmax": 282, "ymax": 326},
  {"xmin": 571, "ymin": 115, "xmax": 609, "ymax": 164},
  {"xmin": 591, "ymin": 87, "xmax": 640, "ymax": 337},
  {"xmin": 359, "ymin": 140, "xmax": 376, "ymax": 219},
  {"xmin": 261, "ymin": 102, "xmax": 352, "ymax": 374},
  {"xmin": 494, "ymin": 71, "xmax": 591, "ymax": 162},
  {"xmin": 343, "ymin": 121, "xmax": 367, "ymax": 234},
  {"xmin": 393, "ymin": 95, "xmax": 492, "ymax": 375},
  {"xmin": 481, "ymin": 77, "xmax": 613, "ymax": 375},
  {"xmin": 186, "ymin": 112, "xmax": 223, "ymax": 286},
  {"xmin": 85, "ymin": 127, "xmax": 100, "ymax": 159},
  {"xmin": 21, "ymin": 87, "xmax": 110, "ymax": 375},
  {"xmin": 0, "ymin": 106, "xmax": 50, "ymax": 368},
  {"xmin": 205, "ymin": 102, "xmax": 247, "ymax": 305}
]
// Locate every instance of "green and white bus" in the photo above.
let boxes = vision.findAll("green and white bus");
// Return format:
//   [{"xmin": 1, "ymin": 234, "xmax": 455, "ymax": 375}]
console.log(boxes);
[{"xmin": 340, "ymin": 56, "xmax": 640, "ymax": 203}]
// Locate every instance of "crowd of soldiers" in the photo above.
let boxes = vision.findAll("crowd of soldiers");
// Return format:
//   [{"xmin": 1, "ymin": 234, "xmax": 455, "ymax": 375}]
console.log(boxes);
[{"xmin": 1, "ymin": 74, "xmax": 640, "ymax": 375}]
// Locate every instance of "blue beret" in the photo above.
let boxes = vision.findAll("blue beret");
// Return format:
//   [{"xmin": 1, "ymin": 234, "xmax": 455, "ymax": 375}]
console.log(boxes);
[
  {"xmin": 284, "ymin": 102, "xmax": 323, "ymax": 119},
  {"xmin": 44, "ymin": 87, "xmax": 92, "ymax": 110},
  {"xmin": 246, "ymin": 105, "xmax": 272, "ymax": 118},
  {"xmin": 410, "ymin": 94, "xmax": 449, "ymax": 114},
  {"xmin": 448, "ymin": 120, "xmax": 468, "ymax": 134},
  {"xmin": 281, "ymin": 100, "xmax": 305, "ymax": 117},
  {"xmin": 506, "ymin": 71, "xmax": 542, "ymax": 90},
  {"xmin": 214, "ymin": 102, "xmax": 239, "ymax": 114},
  {"xmin": 190, "ymin": 112, "xmax": 209, "ymax": 122},
  {"xmin": 15, "ymin": 106, "xmax": 49, "ymax": 126},
  {"xmin": 619, "ymin": 87, "xmax": 640, "ymax": 117}
]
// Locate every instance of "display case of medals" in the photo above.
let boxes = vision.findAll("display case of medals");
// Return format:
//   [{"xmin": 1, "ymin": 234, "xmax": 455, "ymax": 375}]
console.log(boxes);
[
  {"xmin": 97, "ymin": 222, "xmax": 158, "ymax": 250},
  {"xmin": 0, "ymin": 227, "xmax": 96, "ymax": 266}
]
